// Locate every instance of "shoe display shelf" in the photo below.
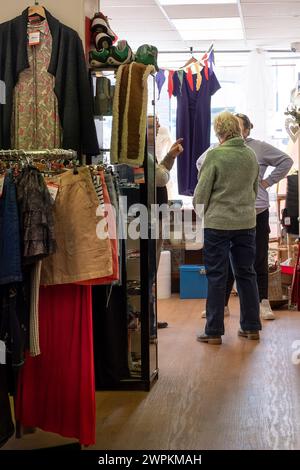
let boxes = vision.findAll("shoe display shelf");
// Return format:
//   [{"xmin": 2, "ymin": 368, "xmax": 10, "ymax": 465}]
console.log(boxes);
[{"xmin": 92, "ymin": 74, "xmax": 159, "ymax": 391}]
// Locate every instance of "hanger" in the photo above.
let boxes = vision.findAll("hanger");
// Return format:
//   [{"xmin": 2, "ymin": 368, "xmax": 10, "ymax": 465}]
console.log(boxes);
[
  {"xmin": 28, "ymin": 1, "xmax": 46, "ymax": 20},
  {"xmin": 181, "ymin": 47, "xmax": 205, "ymax": 70},
  {"xmin": 181, "ymin": 47, "xmax": 197, "ymax": 68}
]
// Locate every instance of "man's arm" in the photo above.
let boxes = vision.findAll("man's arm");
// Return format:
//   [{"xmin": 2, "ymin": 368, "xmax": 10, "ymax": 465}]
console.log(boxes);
[
  {"xmin": 156, "ymin": 164, "xmax": 170, "ymax": 187},
  {"xmin": 156, "ymin": 138, "xmax": 184, "ymax": 187},
  {"xmin": 159, "ymin": 138, "xmax": 184, "ymax": 172},
  {"xmin": 196, "ymin": 144, "xmax": 218, "ymax": 173},
  {"xmin": 254, "ymin": 169, "xmax": 259, "ymax": 197},
  {"xmin": 193, "ymin": 154, "xmax": 216, "ymax": 213},
  {"xmin": 259, "ymin": 141, "xmax": 293, "ymax": 187}
]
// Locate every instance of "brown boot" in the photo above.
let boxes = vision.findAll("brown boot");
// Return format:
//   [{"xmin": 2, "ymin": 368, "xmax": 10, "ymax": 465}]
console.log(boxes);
[
  {"xmin": 197, "ymin": 333, "xmax": 222, "ymax": 345},
  {"xmin": 238, "ymin": 329, "xmax": 260, "ymax": 340}
]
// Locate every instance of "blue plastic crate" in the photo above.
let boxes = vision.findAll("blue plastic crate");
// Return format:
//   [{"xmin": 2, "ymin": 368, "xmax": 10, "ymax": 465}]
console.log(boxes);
[{"xmin": 179, "ymin": 265, "xmax": 208, "ymax": 299}]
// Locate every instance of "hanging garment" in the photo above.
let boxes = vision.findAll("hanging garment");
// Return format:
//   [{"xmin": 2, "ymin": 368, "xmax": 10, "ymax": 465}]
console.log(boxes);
[
  {"xmin": 16, "ymin": 166, "xmax": 56, "ymax": 263},
  {"xmin": 11, "ymin": 19, "xmax": 61, "ymax": 150},
  {"xmin": 173, "ymin": 69, "xmax": 221, "ymax": 196},
  {"xmin": 94, "ymin": 76, "xmax": 114, "ymax": 117},
  {"xmin": 41, "ymin": 167, "xmax": 113, "ymax": 285},
  {"xmin": 0, "ymin": 365, "xmax": 14, "ymax": 448},
  {"xmin": 0, "ymin": 8, "xmax": 99, "ymax": 156},
  {"xmin": 0, "ymin": 283, "xmax": 28, "ymax": 368},
  {"xmin": 16, "ymin": 284, "xmax": 96, "ymax": 446},
  {"xmin": 282, "ymin": 174, "xmax": 298, "ymax": 235},
  {"xmin": 76, "ymin": 170, "xmax": 119, "ymax": 285},
  {"xmin": 111, "ymin": 62, "xmax": 155, "ymax": 166},
  {"xmin": 92, "ymin": 173, "xmax": 105, "ymax": 213},
  {"xmin": 29, "ymin": 261, "xmax": 42, "ymax": 357},
  {"xmin": 105, "ymin": 172, "xmax": 119, "ymax": 215},
  {"xmin": 93, "ymin": 240, "xmax": 130, "ymax": 388},
  {"xmin": 0, "ymin": 171, "xmax": 22, "ymax": 285}
]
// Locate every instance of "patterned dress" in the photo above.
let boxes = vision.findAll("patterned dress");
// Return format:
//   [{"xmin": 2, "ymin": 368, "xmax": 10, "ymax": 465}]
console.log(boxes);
[{"xmin": 11, "ymin": 19, "xmax": 61, "ymax": 150}]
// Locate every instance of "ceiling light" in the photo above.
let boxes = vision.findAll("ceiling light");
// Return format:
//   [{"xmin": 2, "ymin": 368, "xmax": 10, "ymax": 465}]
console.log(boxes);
[
  {"xmin": 171, "ymin": 17, "xmax": 243, "ymax": 40},
  {"xmin": 172, "ymin": 18, "xmax": 242, "ymax": 30},
  {"xmin": 178, "ymin": 29, "xmax": 243, "ymax": 40}
]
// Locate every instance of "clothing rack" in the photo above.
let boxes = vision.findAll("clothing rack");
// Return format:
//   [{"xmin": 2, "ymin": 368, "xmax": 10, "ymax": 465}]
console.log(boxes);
[
  {"xmin": 1, "ymin": 144, "xmax": 82, "ymax": 450},
  {"xmin": 0, "ymin": 148, "xmax": 77, "ymax": 160},
  {"xmin": 158, "ymin": 49, "xmax": 294, "ymax": 54}
]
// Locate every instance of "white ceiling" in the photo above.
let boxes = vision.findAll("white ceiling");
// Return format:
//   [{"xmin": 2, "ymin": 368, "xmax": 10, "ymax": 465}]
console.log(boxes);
[{"xmin": 100, "ymin": 0, "xmax": 300, "ymax": 66}]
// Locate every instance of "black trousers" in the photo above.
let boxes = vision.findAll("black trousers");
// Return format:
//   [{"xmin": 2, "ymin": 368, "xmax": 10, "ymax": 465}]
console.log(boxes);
[
  {"xmin": 204, "ymin": 228, "xmax": 260, "ymax": 336},
  {"xmin": 225, "ymin": 210, "xmax": 270, "ymax": 304}
]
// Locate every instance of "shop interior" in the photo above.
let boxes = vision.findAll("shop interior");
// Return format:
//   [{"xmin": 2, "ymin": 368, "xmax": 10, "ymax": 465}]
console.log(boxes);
[{"xmin": 1, "ymin": 0, "xmax": 300, "ymax": 452}]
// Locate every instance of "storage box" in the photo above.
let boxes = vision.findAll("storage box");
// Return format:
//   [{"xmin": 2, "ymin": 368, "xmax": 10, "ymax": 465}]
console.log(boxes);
[
  {"xmin": 268, "ymin": 268, "xmax": 283, "ymax": 301},
  {"xmin": 179, "ymin": 265, "xmax": 208, "ymax": 299}
]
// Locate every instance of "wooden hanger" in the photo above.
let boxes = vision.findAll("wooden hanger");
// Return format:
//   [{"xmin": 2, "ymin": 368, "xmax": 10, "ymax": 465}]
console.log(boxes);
[
  {"xmin": 181, "ymin": 47, "xmax": 205, "ymax": 70},
  {"xmin": 183, "ymin": 56, "xmax": 198, "ymax": 68},
  {"xmin": 28, "ymin": 2, "xmax": 46, "ymax": 19},
  {"xmin": 181, "ymin": 48, "xmax": 197, "ymax": 68}
]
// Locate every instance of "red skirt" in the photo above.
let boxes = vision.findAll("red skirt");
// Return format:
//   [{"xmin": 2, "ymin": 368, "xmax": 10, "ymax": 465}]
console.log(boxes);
[{"xmin": 16, "ymin": 285, "xmax": 96, "ymax": 446}]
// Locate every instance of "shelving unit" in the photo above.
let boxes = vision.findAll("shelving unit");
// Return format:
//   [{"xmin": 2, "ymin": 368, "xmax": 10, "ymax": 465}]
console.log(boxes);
[{"xmin": 91, "ymin": 69, "xmax": 158, "ymax": 391}]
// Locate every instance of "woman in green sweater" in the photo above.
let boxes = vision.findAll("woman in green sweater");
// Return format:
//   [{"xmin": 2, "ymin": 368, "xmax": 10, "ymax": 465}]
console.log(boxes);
[{"xmin": 193, "ymin": 111, "xmax": 261, "ymax": 345}]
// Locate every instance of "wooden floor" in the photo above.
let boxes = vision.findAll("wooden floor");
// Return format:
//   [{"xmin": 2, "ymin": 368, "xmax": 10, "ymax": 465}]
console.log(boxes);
[{"xmin": 3, "ymin": 295, "xmax": 300, "ymax": 450}]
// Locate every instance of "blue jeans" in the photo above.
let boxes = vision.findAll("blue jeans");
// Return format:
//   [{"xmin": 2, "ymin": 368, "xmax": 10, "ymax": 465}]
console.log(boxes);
[
  {"xmin": 0, "ymin": 171, "xmax": 22, "ymax": 285},
  {"xmin": 204, "ymin": 228, "xmax": 261, "ymax": 336}
]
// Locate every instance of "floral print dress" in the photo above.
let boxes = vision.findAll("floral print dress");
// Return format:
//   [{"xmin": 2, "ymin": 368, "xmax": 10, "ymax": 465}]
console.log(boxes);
[{"xmin": 11, "ymin": 19, "xmax": 61, "ymax": 150}]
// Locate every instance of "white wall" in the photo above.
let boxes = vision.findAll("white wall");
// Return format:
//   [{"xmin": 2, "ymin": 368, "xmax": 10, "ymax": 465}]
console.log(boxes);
[{"xmin": 0, "ymin": 0, "xmax": 98, "ymax": 44}]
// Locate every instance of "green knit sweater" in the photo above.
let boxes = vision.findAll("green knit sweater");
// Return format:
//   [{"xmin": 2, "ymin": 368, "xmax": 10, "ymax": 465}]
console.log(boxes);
[{"xmin": 193, "ymin": 137, "xmax": 259, "ymax": 230}]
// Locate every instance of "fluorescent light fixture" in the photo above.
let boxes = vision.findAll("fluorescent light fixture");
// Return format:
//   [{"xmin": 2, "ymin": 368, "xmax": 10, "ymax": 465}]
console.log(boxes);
[
  {"xmin": 178, "ymin": 29, "xmax": 243, "ymax": 40},
  {"xmin": 172, "ymin": 17, "xmax": 243, "ymax": 40},
  {"xmin": 172, "ymin": 18, "xmax": 241, "ymax": 30},
  {"xmin": 159, "ymin": 0, "xmax": 237, "ymax": 4}
]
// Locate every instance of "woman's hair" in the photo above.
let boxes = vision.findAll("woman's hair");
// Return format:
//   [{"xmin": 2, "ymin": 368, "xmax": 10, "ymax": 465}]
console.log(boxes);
[
  {"xmin": 235, "ymin": 113, "xmax": 253, "ymax": 130},
  {"xmin": 213, "ymin": 111, "xmax": 241, "ymax": 141}
]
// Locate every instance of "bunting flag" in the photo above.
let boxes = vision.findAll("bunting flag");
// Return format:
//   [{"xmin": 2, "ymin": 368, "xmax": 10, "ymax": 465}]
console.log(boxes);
[
  {"xmin": 155, "ymin": 46, "xmax": 215, "ymax": 98},
  {"xmin": 209, "ymin": 50, "xmax": 215, "ymax": 76},
  {"xmin": 177, "ymin": 70, "xmax": 184, "ymax": 94},
  {"xmin": 202, "ymin": 52, "xmax": 209, "ymax": 80},
  {"xmin": 186, "ymin": 67, "xmax": 194, "ymax": 91},
  {"xmin": 155, "ymin": 69, "xmax": 166, "ymax": 99},
  {"xmin": 168, "ymin": 70, "xmax": 175, "ymax": 98},
  {"xmin": 194, "ymin": 62, "xmax": 202, "ymax": 91}
]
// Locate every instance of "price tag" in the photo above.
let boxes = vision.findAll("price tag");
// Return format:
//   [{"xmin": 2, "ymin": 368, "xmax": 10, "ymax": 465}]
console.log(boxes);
[
  {"xmin": 47, "ymin": 182, "xmax": 59, "ymax": 202},
  {"xmin": 0, "ymin": 175, "xmax": 5, "ymax": 198},
  {"xmin": 28, "ymin": 31, "xmax": 40, "ymax": 46},
  {"xmin": 0, "ymin": 341, "xmax": 6, "ymax": 365}
]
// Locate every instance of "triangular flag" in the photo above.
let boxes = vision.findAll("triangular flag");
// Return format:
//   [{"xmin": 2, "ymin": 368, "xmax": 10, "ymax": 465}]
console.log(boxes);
[
  {"xmin": 177, "ymin": 70, "xmax": 184, "ymax": 94},
  {"xmin": 204, "ymin": 59, "xmax": 209, "ymax": 80},
  {"xmin": 168, "ymin": 70, "xmax": 175, "ymax": 98},
  {"xmin": 155, "ymin": 69, "xmax": 166, "ymax": 99},
  {"xmin": 186, "ymin": 67, "xmax": 194, "ymax": 91},
  {"xmin": 209, "ymin": 50, "xmax": 215, "ymax": 76},
  {"xmin": 194, "ymin": 63, "xmax": 202, "ymax": 91}
]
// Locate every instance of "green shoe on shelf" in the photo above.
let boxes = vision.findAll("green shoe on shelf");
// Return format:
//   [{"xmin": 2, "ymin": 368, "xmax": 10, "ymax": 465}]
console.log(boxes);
[
  {"xmin": 107, "ymin": 40, "xmax": 134, "ymax": 66},
  {"xmin": 89, "ymin": 48, "xmax": 110, "ymax": 68}
]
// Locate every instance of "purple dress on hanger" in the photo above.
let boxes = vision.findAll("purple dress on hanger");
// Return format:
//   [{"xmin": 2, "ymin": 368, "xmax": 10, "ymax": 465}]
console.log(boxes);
[{"xmin": 173, "ymin": 69, "xmax": 221, "ymax": 196}]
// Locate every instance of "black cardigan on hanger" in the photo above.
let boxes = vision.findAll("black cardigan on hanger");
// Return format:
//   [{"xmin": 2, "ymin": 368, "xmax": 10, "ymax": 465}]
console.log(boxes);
[{"xmin": 0, "ymin": 8, "xmax": 99, "ymax": 156}]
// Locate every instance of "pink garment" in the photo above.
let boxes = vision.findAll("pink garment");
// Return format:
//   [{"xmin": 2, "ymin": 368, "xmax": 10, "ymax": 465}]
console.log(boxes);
[{"xmin": 16, "ymin": 285, "xmax": 96, "ymax": 446}]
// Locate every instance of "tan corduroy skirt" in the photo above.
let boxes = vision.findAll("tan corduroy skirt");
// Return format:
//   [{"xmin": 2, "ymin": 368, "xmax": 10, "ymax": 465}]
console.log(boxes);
[{"xmin": 41, "ymin": 167, "xmax": 113, "ymax": 286}]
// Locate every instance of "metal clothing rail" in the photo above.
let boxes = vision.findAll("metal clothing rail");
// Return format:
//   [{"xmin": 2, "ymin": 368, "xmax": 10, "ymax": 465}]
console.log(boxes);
[
  {"xmin": 158, "ymin": 49, "xmax": 293, "ymax": 54},
  {"xmin": 0, "ymin": 148, "xmax": 77, "ymax": 160}
]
